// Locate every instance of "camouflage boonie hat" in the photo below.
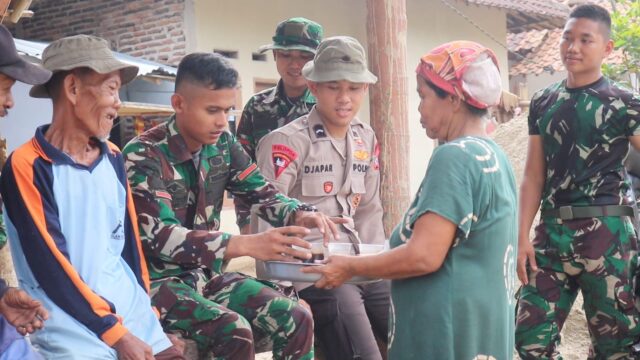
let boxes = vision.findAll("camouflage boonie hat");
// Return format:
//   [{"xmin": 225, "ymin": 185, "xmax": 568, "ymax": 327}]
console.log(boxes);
[{"xmin": 258, "ymin": 17, "xmax": 323, "ymax": 54}]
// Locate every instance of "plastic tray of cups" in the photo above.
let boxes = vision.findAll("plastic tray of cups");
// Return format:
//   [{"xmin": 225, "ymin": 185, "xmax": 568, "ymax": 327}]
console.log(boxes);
[{"xmin": 257, "ymin": 243, "xmax": 385, "ymax": 284}]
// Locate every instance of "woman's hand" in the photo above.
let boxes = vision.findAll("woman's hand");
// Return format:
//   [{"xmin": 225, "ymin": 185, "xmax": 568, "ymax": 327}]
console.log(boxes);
[{"xmin": 301, "ymin": 255, "xmax": 354, "ymax": 289}]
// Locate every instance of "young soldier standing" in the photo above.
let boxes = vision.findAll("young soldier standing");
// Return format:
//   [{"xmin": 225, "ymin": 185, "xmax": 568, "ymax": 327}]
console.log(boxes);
[
  {"xmin": 235, "ymin": 17, "xmax": 323, "ymax": 233},
  {"xmin": 257, "ymin": 36, "xmax": 389, "ymax": 360},
  {"xmin": 516, "ymin": 4, "xmax": 640, "ymax": 358},
  {"xmin": 237, "ymin": 17, "xmax": 322, "ymax": 161}
]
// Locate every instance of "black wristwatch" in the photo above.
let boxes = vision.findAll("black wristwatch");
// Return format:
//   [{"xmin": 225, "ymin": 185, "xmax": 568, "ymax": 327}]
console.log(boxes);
[{"xmin": 295, "ymin": 203, "xmax": 318, "ymax": 213}]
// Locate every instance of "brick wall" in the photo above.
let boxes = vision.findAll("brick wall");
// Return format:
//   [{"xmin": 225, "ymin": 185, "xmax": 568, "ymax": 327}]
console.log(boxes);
[{"xmin": 13, "ymin": 0, "xmax": 187, "ymax": 66}]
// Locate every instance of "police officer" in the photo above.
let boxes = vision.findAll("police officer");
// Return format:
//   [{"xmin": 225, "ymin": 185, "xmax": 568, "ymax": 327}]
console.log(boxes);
[
  {"xmin": 236, "ymin": 17, "xmax": 323, "ymax": 233},
  {"xmin": 257, "ymin": 36, "xmax": 389, "ymax": 360}
]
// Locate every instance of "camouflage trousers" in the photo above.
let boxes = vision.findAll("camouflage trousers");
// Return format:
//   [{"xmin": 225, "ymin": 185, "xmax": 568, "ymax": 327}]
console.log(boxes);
[
  {"xmin": 151, "ymin": 270, "xmax": 314, "ymax": 360},
  {"xmin": 515, "ymin": 216, "xmax": 640, "ymax": 360}
]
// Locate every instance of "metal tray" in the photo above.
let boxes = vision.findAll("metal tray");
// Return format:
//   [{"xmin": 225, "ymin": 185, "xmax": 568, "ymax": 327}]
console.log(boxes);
[{"xmin": 258, "ymin": 260, "xmax": 378, "ymax": 284}]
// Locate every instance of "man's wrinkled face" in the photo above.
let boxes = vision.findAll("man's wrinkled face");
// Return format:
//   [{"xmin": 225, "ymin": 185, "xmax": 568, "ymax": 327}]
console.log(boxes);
[
  {"xmin": 71, "ymin": 70, "xmax": 122, "ymax": 141},
  {"xmin": 0, "ymin": 73, "xmax": 16, "ymax": 118}
]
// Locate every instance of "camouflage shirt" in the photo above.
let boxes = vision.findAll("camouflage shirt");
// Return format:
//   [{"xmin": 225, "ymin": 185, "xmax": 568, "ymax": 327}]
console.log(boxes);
[
  {"xmin": 123, "ymin": 116, "xmax": 303, "ymax": 280},
  {"xmin": 528, "ymin": 77, "xmax": 640, "ymax": 210},
  {"xmin": 237, "ymin": 80, "xmax": 316, "ymax": 161}
]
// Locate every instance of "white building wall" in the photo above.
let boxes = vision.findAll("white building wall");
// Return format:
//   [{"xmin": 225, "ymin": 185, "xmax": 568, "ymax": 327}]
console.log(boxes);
[
  {"xmin": 526, "ymin": 71, "xmax": 566, "ymax": 98},
  {"xmin": 406, "ymin": 0, "xmax": 509, "ymax": 193},
  {"xmin": 193, "ymin": 0, "xmax": 370, "ymax": 122},
  {"xmin": 193, "ymin": 0, "xmax": 510, "ymax": 195},
  {"xmin": 0, "ymin": 82, "xmax": 52, "ymax": 153}
]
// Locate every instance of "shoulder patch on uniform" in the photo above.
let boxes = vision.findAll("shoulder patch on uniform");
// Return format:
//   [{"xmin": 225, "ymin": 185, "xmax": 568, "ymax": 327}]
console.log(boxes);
[
  {"xmin": 272, "ymin": 144, "xmax": 298, "ymax": 179},
  {"xmin": 313, "ymin": 124, "xmax": 326, "ymax": 138},
  {"xmin": 155, "ymin": 191, "xmax": 172, "ymax": 201},
  {"xmin": 238, "ymin": 163, "xmax": 258, "ymax": 181}
]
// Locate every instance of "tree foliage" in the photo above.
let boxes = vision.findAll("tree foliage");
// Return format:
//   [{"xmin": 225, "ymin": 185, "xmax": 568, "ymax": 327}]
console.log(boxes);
[{"xmin": 604, "ymin": 0, "xmax": 640, "ymax": 90}]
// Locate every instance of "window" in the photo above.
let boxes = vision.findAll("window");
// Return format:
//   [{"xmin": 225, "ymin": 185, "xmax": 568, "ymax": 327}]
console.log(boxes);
[{"xmin": 213, "ymin": 49, "xmax": 238, "ymax": 59}]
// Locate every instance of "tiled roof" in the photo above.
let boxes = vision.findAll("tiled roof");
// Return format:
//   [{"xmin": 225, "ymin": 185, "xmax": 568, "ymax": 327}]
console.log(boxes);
[
  {"xmin": 468, "ymin": 0, "xmax": 570, "ymax": 19},
  {"xmin": 507, "ymin": 29, "xmax": 548, "ymax": 53},
  {"xmin": 509, "ymin": 0, "xmax": 628, "ymax": 76},
  {"xmin": 509, "ymin": 29, "xmax": 625, "ymax": 76}
]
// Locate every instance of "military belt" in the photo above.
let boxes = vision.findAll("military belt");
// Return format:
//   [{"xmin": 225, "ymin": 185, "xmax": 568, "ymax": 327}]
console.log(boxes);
[{"xmin": 541, "ymin": 205, "xmax": 635, "ymax": 221}]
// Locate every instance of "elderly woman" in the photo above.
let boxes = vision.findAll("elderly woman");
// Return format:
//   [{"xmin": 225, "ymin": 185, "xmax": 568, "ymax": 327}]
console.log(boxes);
[{"xmin": 302, "ymin": 41, "xmax": 518, "ymax": 360}]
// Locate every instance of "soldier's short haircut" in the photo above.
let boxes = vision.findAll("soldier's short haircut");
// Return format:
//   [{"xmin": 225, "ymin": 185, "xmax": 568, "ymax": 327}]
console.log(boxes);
[
  {"xmin": 569, "ymin": 4, "xmax": 611, "ymax": 38},
  {"xmin": 175, "ymin": 53, "xmax": 238, "ymax": 91}
]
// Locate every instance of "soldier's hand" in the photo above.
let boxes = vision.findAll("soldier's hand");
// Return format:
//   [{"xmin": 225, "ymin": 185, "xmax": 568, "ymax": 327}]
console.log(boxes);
[
  {"xmin": 233, "ymin": 226, "xmax": 314, "ymax": 261},
  {"xmin": 517, "ymin": 237, "xmax": 538, "ymax": 285},
  {"xmin": 113, "ymin": 332, "xmax": 154, "ymax": 360},
  {"xmin": 301, "ymin": 255, "xmax": 353, "ymax": 289},
  {"xmin": 293, "ymin": 211, "xmax": 349, "ymax": 245},
  {"xmin": 0, "ymin": 287, "xmax": 48, "ymax": 335}
]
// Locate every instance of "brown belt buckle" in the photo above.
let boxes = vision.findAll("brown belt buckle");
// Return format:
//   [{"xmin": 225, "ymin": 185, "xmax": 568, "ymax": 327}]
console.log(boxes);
[{"xmin": 558, "ymin": 206, "xmax": 574, "ymax": 221}]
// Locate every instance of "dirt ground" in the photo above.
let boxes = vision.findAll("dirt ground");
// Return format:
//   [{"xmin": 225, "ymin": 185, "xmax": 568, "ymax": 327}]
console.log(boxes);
[{"xmin": 492, "ymin": 115, "xmax": 591, "ymax": 359}]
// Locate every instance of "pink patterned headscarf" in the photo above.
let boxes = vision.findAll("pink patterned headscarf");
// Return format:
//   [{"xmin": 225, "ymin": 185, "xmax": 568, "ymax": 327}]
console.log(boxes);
[{"xmin": 416, "ymin": 40, "xmax": 502, "ymax": 109}]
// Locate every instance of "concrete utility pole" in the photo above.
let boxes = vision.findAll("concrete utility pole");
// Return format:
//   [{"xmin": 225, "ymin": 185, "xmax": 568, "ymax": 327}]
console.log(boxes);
[{"xmin": 366, "ymin": 0, "xmax": 410, "ymax": 236}]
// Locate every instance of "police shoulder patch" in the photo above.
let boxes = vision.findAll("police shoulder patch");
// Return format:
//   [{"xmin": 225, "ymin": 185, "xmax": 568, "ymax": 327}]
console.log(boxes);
[{"xmin": 272, "ymin": 144, "xmax": 298, "ymax": 179}]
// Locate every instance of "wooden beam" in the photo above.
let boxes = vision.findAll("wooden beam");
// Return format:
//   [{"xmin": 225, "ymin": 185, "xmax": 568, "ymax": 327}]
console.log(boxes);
[
  {"xmin": 8, "ymin": 0, "xmax": 32, "ymax": 23},
  {"xmin": 4, "ymin": 9, "xmax": 33, "ymax": 21},
  {"xmin": 0, "ymin": 0, "xmax": 10, "ymax": 18},
  {"xmin": 118, "ymin": 102, "xmax": 174, "ymax": 117},
  {"xmin": 366, "ymin": 0, "xmax": 410, "ymax": 236}
]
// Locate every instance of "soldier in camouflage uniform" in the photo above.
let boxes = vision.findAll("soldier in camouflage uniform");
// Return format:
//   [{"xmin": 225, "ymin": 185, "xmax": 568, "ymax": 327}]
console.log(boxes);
[
  {"xmin": 516, "ymin": 5, "xmax": 640, "ymax": 359},
  {"xmin": 124, "ymin": 52, "xmax": 343, "ymax": 360},
  {"xmin": 236, "ymin": 18, "xmax": 323, "ymax": 233},
  {"xmin": 237, "ymin": 17, "xmax": 323, "ymax": 162}
]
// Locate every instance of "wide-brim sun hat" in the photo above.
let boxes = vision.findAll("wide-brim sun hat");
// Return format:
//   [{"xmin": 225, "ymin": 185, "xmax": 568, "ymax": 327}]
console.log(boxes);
[
  {"xmin": 30, "ymin": 34, "xmax": 139, "ymax": 98},
  {"xmin": 0, "ymin": 24, "xmax": 51, "ymax": 85},
  {"xmin": 416, "ymin": 40, "xmax": 502, "ymax": 109},
  {"xmin": 302, "ymin": 35, "xmax": 377, "ymax": 84}
]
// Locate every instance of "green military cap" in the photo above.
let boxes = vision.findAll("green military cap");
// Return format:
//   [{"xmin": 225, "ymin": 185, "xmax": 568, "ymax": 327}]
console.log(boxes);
[
  {"xmin": 258, "ymin": 17, "xmax": 323, "ymax": 54},
  {"xmin": 302, "ymin": 36, "xmax": 377, "ymax": 84}
]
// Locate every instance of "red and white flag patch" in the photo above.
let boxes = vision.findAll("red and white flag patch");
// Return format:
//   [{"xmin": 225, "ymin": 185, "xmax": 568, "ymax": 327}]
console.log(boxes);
[
  {"xmin": 272, "ymin": 144, "xmax": 298, "ymax": 179},
  {"xmin": 155, "ymin": 190, "xmax": 172, "ymax": 201}
]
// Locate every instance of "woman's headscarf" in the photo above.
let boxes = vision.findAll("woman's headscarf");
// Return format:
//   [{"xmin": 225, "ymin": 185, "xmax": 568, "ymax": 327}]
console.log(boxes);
[{"xmin": 416, "ymin": 40, "xmax": 502, "ymax": 110}]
